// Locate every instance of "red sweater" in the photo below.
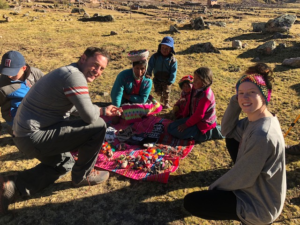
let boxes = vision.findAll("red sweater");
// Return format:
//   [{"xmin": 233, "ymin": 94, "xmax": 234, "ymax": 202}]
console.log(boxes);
[{"xmin": 183, "ymin": 87, "xmax": 217, "ymax": 134}]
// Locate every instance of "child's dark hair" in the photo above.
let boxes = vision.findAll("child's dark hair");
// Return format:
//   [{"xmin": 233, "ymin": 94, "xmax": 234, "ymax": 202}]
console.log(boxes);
[
  {"xmin": 245, "ymin": 63, "xmax": 273, "ymax": 91},
  {"xmin": 194, "ymin": 67, "xmax": 213, "ymax": 89}
]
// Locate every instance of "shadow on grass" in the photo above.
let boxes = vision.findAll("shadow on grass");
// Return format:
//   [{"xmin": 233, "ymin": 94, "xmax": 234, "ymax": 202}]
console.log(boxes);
[
  {"xmin": 0, "ymin": 151, "xmax": 32, "ymax": 162},
  {"xmin": 274, "ymin": 64, "xmax": 296, "ymax": 73},
  {"xmin": 290, "ymin": 83, "xmax": 300, "ymax": 96},
  {"xmin": 225, "ymin": 32, "xmax": 273, "ymax": 42},
  {"xmin": 0, "ymin": 136, "xmax": 14, "ymax": 147},
  {"xmin": 1, "ymin": 168, "xmax": 229, "ymax": 224},
  {"xmin": 286, "ymin": 167, "xmax": 300, "ymax": 190},
  {"xmin": 158, "ymin": 30, "xmax": 173, "ymax": 34},
  {"xmin": 290, "ymin": 196, "xmax": 300, "ymax": 207}
]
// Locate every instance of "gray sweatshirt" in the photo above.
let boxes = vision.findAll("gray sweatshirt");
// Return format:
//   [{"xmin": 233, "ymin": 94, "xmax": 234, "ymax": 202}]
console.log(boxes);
[
  {"xmin": 210, "ymin": 95, "xmax": 286, "ymax": 225},
  {"xmin": 13, "ymin": 63, "xmax": 100, "ymax": 137}
]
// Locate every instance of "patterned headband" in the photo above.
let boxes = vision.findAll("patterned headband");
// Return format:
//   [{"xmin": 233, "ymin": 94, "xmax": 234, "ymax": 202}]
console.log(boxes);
[{"xmin": 236, "ymin": 73, "xmax": 272, "ymax": 105}]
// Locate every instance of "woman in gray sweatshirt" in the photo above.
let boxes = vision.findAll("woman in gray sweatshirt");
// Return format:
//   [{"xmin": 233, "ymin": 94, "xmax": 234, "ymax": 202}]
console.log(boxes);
[{"xmin": 183, "ymin": 63, "xmax": 286, "ymax": 225}]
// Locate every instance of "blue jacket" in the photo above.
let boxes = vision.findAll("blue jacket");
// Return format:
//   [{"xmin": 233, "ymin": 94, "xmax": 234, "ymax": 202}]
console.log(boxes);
[
  {"xmin": 0, "ymin": 67, "xmax": 43, "ymax": 126},
  {"xmin": 146, "ymin": 53, "xmax": 177, "ymax": 84},
  {"xmin": 111, "ymin": 69, "xmax": 152, "ymax": 107}
]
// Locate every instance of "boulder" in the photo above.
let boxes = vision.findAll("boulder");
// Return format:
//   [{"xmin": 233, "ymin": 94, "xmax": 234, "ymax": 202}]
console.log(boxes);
[
  {"xmin": 282, "ymin": 57, "xmax": 300, "ymax": 68},
  {"xmin": 80, "ymin": 15, "xmax": 114, "ymax": 22},
  {"xmin": 265, "ymin": 14, "xmax": 297, "ymax": 33},
  {"xmin": 216, "ymin": 21, "xmax": 226, "ymax": 27},
  {"xmin": 252, "ymin": 22, "xmax": 266, "ymax": 32},
  {"xmin": 191, "ymin": 17, "xmax": 208, "ymax": 30},
  {"xmin": 83, "ymin": 12, "xmax": 90, "ymax": 18},
  {"xmin": 170, "ymin": 25, "xmax": 180, "ymax": 33},
  {"xmin": 6, "ymin": 17, "xmax": 13, "ymax": 22},
  {"xmin": 203, "ymin": 42, "xmax": 220, "ymax": 53},
  {"xmin": 242, "ymin": 43, "xmax": 247, "ymax": 48},
  {"xmin": 71, "ymin": 8, "xmax": 85, "ymax": 13},
  {"xmin": 256, "ymin": 41, "xmax": 276, "ymax": 55},
  {"xmin": 232, "ymin": 40, "xmax": 242, "ymax": 49},
  {"xmin": 110, "ymin": 31, "xmax": 117, "ymax": 35}
]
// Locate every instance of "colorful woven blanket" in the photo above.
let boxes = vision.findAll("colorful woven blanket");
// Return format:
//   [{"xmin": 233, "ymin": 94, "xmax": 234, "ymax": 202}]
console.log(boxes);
[
  {"xmin": 121, "ymin": 95, "xmax": 162, "ymax": 124},
  {"xmin": 93, "ymin": 115, "xmax": 195, "ymax": 183}
]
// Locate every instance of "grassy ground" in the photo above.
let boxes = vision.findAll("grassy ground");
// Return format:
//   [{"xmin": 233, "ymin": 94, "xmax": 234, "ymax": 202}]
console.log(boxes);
[{"xmin": 0, "ymin": 3, "xmax": 300, "ymax": 224}]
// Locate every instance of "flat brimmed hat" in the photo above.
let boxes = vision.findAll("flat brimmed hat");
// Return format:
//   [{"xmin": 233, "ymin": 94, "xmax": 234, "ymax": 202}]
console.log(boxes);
[
  {"xmin": 127, "ymin": 49, "xmax": 149, "ymax": 63},
  {"xmin": 0, "ymin": 51, "xmax": 26, "ymax": 76}
]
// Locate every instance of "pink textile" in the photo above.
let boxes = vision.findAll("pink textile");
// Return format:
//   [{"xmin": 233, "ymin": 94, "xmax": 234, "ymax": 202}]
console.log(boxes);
[
  {"xmin": 121, "ymin": 95, "xmax": 163, "ymax": 124},
  {"xmin": 91, "ymin": 115, "xmax": 195, "ymax": 183}
]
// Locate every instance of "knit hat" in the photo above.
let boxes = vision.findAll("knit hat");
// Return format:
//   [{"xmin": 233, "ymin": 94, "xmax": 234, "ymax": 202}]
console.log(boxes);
[
  {"xmin": 236, "ymin": 73, "xmax": 272, "ymax": 105},
  {"xmin": 159, "ymin": 36, "xmax": 175, "ymax": 54},
  {"xmin": 0, "ymin": 51, "xmax": 26, "ymax": 76},
  {"xmin": 127, "ymin": 49, "xmax": 149, "ymax": 64},
  {"xmin": 179, "ymin": 75, "xmax": 193, "ymax": 89}
]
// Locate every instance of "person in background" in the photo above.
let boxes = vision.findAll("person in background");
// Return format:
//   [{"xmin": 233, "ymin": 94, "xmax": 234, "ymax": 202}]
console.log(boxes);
[
  {"xmin": 146, "ymin": 36, "xmax": 177, "ymax": 109},
  {"xmin": 173, "ymin": 75, "xmax": 193, "ymax": 119},
  {"xmin": 0, "ymin": 51, "xmax": 44, "ymax": 136},
  {"xmin": 168, "ymin": 67, "xmax": 223, "ymax": 143}
]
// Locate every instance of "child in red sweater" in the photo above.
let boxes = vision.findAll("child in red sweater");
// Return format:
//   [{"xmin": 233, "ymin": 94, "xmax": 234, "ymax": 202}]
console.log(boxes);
[
  {"xmin": 168, "ymin": 67, "xmax": 224, "ymax": 143},
  {"xmin": 173, "ymin": 75, "xmax": 193, "ymax": 119}
]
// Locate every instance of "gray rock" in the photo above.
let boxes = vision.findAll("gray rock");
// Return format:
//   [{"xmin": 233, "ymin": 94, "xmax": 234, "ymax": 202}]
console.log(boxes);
[
  {"xmin": 110, "ymin": 31, "xmax": 117, "ymax": 35},
  {"xmin": 6, "ymin": 17, "xmax": 13, "ymax": 22},
  {"xmin": 274, "ymin": 43, "xmax": 286, "ymax": 54},
  {"xmin": 232, "ymin": 40, "xmax": 242, "ymax": 49},
  {"xmin": 80, "ymin": 15, "xmax": 114, "ymax": 22},
  {"xmin": 71, "ymin": 8, "xmax": 86, "ymax": 14},
  {"xmin": 83, "ymin": 12, "xmax": 90, "ymax": 18},
  {"xmin": 265, "ymin": 14, "xmax": 297, "ymax": 33},
  {"xmin": 256, "ymin": 41, "xmax": 276, "ymax": 55},
  {"xmin": 191, "ymin": 17, "xmax": 208, "ymax": 30},
  {"xmin": 216, "ymin": 21, "xmax": 226, "ymax": 27},
  {"xmin": 282, "ymin": 57, "xmax": 300, "ymax": 68},
  {"xmin": 170, "ymin": 25, "xmax": 180, "ymax": 33},
  {"xmin": 252, "ymin": 22, "xmax": 266, "ymax": 32}
]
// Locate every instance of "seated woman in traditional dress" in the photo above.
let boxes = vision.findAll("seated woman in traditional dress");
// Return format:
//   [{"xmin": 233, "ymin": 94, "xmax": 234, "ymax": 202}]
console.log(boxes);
[{"xmin": 110, "ymin": 50, "xmax": 162, "ymax": 124}]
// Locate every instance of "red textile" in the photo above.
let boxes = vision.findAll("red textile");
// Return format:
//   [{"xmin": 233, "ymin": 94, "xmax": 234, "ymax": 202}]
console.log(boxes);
[
  {"xmin": 131, "ymin": 79, "xmax": 142, "ymax": 95},
  {"xmin": 182, "ymin": 87, "xmax": 217, "ymax": 134}
]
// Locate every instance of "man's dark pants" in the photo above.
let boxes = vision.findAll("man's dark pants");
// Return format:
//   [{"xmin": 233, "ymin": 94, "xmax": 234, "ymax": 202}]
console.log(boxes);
[{"xmin": 13, "ymin": 117, "xmax": 106, "ymax": 196}]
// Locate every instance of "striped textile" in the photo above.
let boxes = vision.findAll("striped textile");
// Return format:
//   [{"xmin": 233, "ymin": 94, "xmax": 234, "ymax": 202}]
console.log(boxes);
[
  {"xmin": 64, "ymin": 86, "xmax": 89, "ymax": 97},
  {"xmin": 121, "ymin": 95, "xmax": 162, "ymax": 124}
]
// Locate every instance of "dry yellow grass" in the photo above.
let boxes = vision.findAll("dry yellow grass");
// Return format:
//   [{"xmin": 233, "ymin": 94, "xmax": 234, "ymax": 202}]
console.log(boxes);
[{"xmin": 0, "ymin": 3, "xmax": 300, "ymax": 224}]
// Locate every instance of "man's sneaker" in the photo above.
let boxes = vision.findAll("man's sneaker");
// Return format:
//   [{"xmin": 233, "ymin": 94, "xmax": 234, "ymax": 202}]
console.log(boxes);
[
  {"xmin": 286, "ymin": 143, "xmax": 300, "ymax": 155},
  {"xmin": 0, "ymin": 175, "xmax": 17, "ymax": 215},
  {"xmin": 72, "ymin": 170, "xmax": 109, "ymax": 187}
]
